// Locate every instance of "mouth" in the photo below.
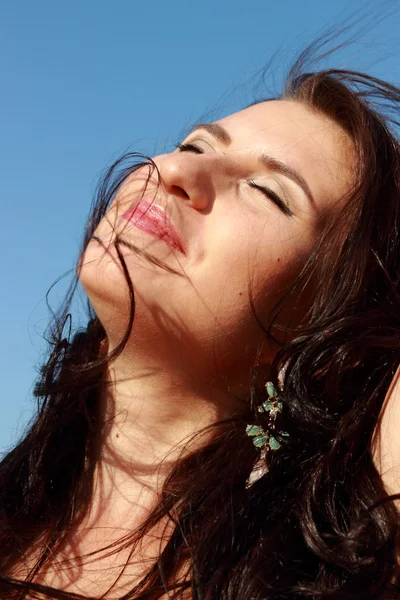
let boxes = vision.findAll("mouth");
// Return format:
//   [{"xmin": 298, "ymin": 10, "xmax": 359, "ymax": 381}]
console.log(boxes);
[{"xmin": 122, "ymin": 199, "xmax": 185, "ymax": 255}]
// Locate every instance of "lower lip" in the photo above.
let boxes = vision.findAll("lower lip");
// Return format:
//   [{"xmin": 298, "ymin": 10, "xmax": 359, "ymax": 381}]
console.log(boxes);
[{"xmin": 122, "ymin": 201, "xmax": 184, "ymax": 254}]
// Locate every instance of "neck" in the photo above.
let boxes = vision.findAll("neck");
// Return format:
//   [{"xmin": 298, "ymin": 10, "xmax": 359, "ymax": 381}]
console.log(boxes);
[
  {"xmin": 71, "ymin": 347, "xmax": 244, "ymax": 558},
  {"xmin": 95, "ymin": 346, "xmax": 245, "ymax": 488}
]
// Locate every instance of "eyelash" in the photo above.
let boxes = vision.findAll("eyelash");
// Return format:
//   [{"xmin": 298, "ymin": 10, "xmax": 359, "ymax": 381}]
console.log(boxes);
[
  {"xmin": 247, "ymin": 181, "xmax": 293, "ymax": 217},
  {"xmin": 175, "ymin": 142, "xmax": 203, "ymax": 154},
  {"xmin": 176, "ymin": 142, "xmax": 293, "ymax": 216}
]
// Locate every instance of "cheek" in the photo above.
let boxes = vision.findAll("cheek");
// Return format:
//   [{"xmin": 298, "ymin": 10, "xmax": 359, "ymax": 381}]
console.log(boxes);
[
  {"xmin": 250, "ymin": 239, "xmax": 316, "ymax": 336},
  {"xmin": 184, "ymin": 224, "xmax": 310, "ymax": 336},
  {"xmin": 206, "ymin": 219, "xmax": 316, "ymax": 331},
  {"xmin": 220, "ymin": 214, "xmax": 313, "ymax": 289}
]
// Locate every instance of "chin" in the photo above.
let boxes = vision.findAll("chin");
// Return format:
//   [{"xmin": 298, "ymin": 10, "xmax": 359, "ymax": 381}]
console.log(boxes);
[
  {"xmin": 79, "ymin": 241, "xmax": 129, "ymax": 300},
  {"xmin": 79, "ymin": 239, "xmax": 170, "ymax": 350}
]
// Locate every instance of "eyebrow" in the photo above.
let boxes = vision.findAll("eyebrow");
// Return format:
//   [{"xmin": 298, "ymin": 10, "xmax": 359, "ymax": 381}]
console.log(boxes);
[
  {"xmin": 190, "ymin": 122, "xmax": 315, "ymax": 207},
  {"xmin": 259, "ymin": 154, "xmax": 315, "ymax": 207},
  {"xmin": 190, "ymin": 123, "xmax": 232, "ymax": 145}
]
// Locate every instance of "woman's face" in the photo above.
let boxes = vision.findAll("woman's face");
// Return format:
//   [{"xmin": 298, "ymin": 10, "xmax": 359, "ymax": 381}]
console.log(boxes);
[{"xmin": 80, "ymin": 100, "xmax": 354, "ymax": 392}]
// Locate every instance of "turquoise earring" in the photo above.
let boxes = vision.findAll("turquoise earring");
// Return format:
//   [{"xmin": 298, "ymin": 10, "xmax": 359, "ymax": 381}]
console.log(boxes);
[
  {"xmin": 246, "ymin": 381, "xmax": 289, "ymax": 487},
  {"xmin": 246, "ymin": 381, "xmax": 289, "ymax": 451}
]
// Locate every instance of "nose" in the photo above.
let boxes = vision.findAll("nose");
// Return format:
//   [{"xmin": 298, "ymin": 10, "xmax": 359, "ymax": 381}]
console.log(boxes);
[{"xmin": 153, "ymin": 152, "xmax": 216, "ymax": 212}]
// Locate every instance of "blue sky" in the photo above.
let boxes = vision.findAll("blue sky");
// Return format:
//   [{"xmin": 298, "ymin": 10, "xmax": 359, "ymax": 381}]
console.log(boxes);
[{"xmin": 1, "ymin": 0, "xmax": 399, "ymax": 453}]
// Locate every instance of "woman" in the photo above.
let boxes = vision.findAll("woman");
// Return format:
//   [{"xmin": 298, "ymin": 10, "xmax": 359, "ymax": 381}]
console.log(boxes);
[{"xmin": 1, "ymin": 43, "xmax": 400, "ymax": 599}]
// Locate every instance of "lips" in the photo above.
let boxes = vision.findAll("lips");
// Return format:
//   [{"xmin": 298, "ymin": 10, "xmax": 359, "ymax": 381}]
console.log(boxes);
[{"xmin": 122, "ymin": 200, "xmax": 185, "ymax": 254}]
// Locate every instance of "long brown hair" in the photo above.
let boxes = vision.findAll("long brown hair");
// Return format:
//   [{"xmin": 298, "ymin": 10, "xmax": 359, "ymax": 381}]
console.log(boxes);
[{"xmin": 1, "ymin": 38, "xmax": 400, "ymax": 599}]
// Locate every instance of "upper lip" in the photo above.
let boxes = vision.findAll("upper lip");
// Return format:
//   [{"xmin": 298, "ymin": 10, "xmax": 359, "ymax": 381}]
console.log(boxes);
[{"xmin": 122, "ymin": 199, "xmax": 185, "ymax": 254}]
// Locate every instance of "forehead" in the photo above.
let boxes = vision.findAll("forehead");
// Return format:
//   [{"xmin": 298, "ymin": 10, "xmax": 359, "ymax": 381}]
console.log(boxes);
[{"xmin": 218, "ymin": 99, "xmax": 355, "ymax": 212}]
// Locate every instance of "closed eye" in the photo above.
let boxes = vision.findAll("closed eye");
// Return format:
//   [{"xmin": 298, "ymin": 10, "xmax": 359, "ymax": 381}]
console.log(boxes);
[
  {"xmin": 248, "ymin": 180, "xmax": 293, "ymax": 217},
  {"xmin": 175, "ymin": 142, "xmax": 204, "ymax": 154},
  {"xmin": 176, "ymin": 142, "xmax": 293, "ymax": 216}
]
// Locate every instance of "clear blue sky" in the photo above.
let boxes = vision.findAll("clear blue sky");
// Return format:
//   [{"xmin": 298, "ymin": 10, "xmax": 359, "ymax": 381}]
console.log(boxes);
[{"xmin": 1, "ymin": 0, "xmax": 399, "ymax": 454}]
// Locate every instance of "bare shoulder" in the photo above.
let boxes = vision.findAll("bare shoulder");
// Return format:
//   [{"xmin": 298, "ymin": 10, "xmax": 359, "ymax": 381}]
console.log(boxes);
[{"xmin": 372, "ymin": 365, "xmax": 400, "ymax": 496}]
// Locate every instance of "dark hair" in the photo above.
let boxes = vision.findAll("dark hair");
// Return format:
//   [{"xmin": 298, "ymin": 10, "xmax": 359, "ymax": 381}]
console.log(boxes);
[{"xmin": 1, "ymin": 37, "xmax": 400, "ymax": 599}]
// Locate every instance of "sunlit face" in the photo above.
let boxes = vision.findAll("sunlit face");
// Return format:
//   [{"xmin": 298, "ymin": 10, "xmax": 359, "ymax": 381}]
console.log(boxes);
[{"xmin": 80, "ymin": 100, "xmax": 354, "ymax": 394}]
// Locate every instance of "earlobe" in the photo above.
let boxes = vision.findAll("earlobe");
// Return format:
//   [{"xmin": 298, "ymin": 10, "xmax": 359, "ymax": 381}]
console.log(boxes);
[{"xmin": 99, "ymin": 336, "xmax": 109, "ymax": 357}]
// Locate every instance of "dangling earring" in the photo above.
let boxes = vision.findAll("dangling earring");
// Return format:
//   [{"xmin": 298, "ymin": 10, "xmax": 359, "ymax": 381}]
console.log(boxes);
[{"xmin": 246, "ymin": 380, "xmax": 289, "ymax": 488}]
